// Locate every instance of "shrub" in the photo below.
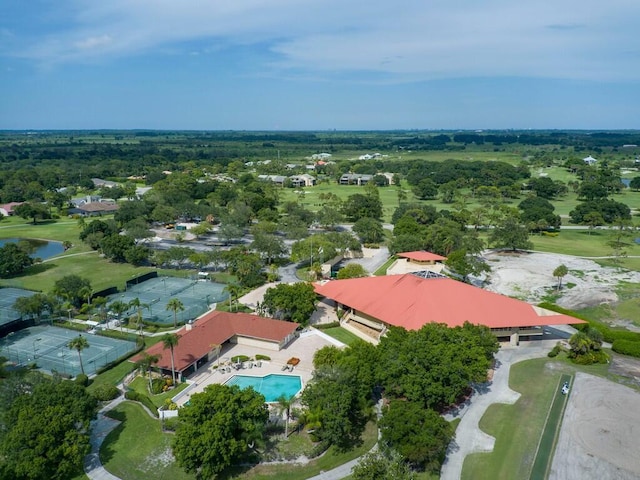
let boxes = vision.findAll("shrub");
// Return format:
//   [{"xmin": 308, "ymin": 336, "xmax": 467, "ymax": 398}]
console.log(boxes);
[
  {"xmin": 75, "ymin": 373, "xmax": 89, "ymax": 387},
  {"xmin": 255, "ymin": 354, "xmax": 271, "ymax": 361},
  {"xmin": 547, "ymin": 344, "xmax": 561, "ymax": 357},
  {"xmin": 151, "ymin": 378, "xmax": 165, "ymax": 395},
  {"xmin": 124, "ymin": 390, "xmax": 139, "ymax": 401},
  {"xmin": 92, "ymin": 384, "xmax": 120, "ymax": 401},
  {"xmin": 124, "ymin": 390, "xmax": 158, "ymax": 417},
  {"xmin": 570, "ymin": 350, "xmax": 609, "ymax": 365},
  {"xmin": 612, "ymin": 339, "xmax": 640, "ymax": 358},
  {"xmin": 163, "ymin": 417, "xmax": 179, "ymax": 432},
  {"xmin": 231, "ymin": 355, "xmax": 250, "ymax": 363},
  {"xmin": 314, "ymin": 321, "xmax": 340, "ymax": 330}
]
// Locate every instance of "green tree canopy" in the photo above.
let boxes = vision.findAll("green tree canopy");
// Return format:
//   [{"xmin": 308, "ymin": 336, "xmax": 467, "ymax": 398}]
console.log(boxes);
[
  {"xmin": 379, "ymin": 400, "xmax": 453, "ymax": 472},
  {"xmin": 0, "ymin": 242, "xmax": 33, "ymax": 278},
  {"xmin": 173, "ymin": 384, "xmax": 268, "ymax": 479},
  {"xmin": 336, "ymin": 263, "xmax": 368, "ymax": 279},
  {"xmin": 53, "ymin": 275, "xmax": 91, "ymax": 308},
  {"xmin": 261, "ymin": 282, "xmax": 316, "ymax": 326},
  {"xmin": 0, "ymin": 375, "xmax": 97, "ymax": 480}
]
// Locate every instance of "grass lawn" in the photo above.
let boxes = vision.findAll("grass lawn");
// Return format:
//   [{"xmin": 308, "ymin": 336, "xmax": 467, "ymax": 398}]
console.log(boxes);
[
  {"xmin": 101, "ymin": 401, "xmax": 378, "ymax": 480},
  {"xmin": 87, "ymin": 360, "xmax": 137, "ymax": 394},
  {"xmin": 373, "ymin": 256, "xmax": 396, "ymax": 276},
  {"xmin": 102, "ymin": 402, "xmax": 194, "ymax": 480},
  {"xmin": 128, "ymin": 375, "xmax": 189, "ymax": 408},
  {"xmin": 320, "ymin": 327, "xmax": 362, "ymax": 345},
  {"xmin": 461, "ymin": 355, "xmax": 612, "ymax": 480}
]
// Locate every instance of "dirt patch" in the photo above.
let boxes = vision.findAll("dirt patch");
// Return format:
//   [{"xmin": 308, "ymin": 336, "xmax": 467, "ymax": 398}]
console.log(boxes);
[
  {"xmin": 483, "ymin": 251, "xmax": 640, "ymax": 311},
  {"xmin": 549, "ymin": 373, "xmax": 640, "ymax": 480}
]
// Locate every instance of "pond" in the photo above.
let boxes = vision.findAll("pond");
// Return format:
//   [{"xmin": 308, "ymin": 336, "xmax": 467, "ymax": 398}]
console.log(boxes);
[{"xmin": 0, "ymin": 238, "xmax": 64, "ymax": 260}]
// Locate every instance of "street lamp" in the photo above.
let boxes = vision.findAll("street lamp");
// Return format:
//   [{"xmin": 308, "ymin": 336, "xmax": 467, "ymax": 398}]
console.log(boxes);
[{"xmin": 32, "ymin": 337, "xmax": 42, "ymax": 359}]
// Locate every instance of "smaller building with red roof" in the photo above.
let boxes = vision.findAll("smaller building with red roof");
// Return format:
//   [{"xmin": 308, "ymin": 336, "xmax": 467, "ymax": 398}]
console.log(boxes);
[
  {"xmin": 387, "ymin": 250, "xmax": 447, "ymax": 275},
  {"xmin": 132, "ymin": 311, "xmax": 298, "ymax": 379}
]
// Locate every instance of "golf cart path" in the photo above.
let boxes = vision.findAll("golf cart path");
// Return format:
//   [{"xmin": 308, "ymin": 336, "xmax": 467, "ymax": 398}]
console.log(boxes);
[{"xmin": 440, "ymin": 341, "xmax": 557, "ymax": 480}]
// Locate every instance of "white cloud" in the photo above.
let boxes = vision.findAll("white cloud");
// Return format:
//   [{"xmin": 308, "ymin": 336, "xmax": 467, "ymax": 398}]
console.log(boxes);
[{"xmin": 6, "ymin": 0, "xmax": 640, "ymax": 81}]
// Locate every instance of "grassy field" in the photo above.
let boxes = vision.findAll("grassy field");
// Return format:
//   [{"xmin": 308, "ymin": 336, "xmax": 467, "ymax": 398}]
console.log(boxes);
[
  {"xmin": 101, "ymin": 401, "xmax": 378, "ymax": 480},
  {"xmin": 102, "ymin": 402, "xmax": 194, "ymax": 480},
  {"xmin": 320, "ymin": 326, "xmax": 362, "ymax": 345},
  {"xmin": 461, "ymin": 356, "xmax": 611, "ymax": 480}
]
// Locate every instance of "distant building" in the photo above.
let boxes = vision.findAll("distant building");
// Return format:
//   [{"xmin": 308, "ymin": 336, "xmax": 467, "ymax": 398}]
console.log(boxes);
[
  {"xmin": 387, "ymin": 251, "xmax": 447, "ymax": 275},
  {"xmin": 257, "ymin": 174, "xmax": 287, "ymax": 187},
  {"xmin": 289, "ymin": 174, "xmax": 316, "ymax": 187},
  {"xmin": 340, "ymin": 173, "xmax": 373, "ymax": 185},
  {"xmin": 68, "ymin": 201, "xmax": 119, "ymax": 217},
  {"xmin": 91, "ymin": 178, "xmax": 120, "ymax": 188},
  {"xmin": 311, "ymin": 153, "xmax": 332, "ymax": 160},
  {"xmin": 0, "ymin": 202, "xmax": 24, "ymax": 217},
  {"xmin": 583, "ymin": 155, "xmax": 598, "ymax": 166}
]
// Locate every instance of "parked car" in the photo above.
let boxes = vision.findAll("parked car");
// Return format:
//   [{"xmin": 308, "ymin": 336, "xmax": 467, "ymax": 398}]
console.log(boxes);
[{"xmin": 561, "ymin": 381, "xmax": 570, "ymax": 395}]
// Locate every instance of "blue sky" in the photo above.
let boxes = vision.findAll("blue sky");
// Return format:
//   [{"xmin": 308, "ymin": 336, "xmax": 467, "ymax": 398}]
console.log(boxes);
[{"xmin": 1, "ymin": 0, "xmax": 639, "ymax": 130}]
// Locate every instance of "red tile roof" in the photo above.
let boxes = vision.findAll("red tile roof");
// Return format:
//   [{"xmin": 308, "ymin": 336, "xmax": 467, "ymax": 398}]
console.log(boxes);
[
  {"xmin": 397, "ymin": 251, "xmax": 447, "ymax": 262},
  {"xmin": 132, "ymin": 311, "xmax": 299, "ymax": 372},
  {"xmin": 314, "ymin": 274, "xmax": 585, "ymax": 331}
]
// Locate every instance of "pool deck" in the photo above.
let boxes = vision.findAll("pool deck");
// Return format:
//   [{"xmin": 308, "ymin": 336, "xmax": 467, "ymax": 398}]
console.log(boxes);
[{"xmin": 174, "ymin": 330, "xmax": 344, "ymax": 407}]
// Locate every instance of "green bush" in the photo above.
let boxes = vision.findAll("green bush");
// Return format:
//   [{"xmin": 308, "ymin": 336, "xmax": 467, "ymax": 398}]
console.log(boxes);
[
  {"xmin": 314, "ymin": 322, "xmax": 341, "ymax": 330},
  {"xmin": 612, "ymin": 339, "xmax": 640, "ymax": 358},
  {"xmin": 570, "ymin": 350, "xmax": 609, "ymax": 365},
  {"xmin": 92, "ymin": 384, "xmax": 120, "ymax": 401},
  {"xmin": 75, "ymin": 373, "xmax": 89, "ymax": 386},
  {"xmin": 124, "ymin": 389, "xmax": 158, "ymax": 417},
  {"xmin": 231, "ymin": 355, "xmax": 250, "ymax": 363},
  {"xmin": 151, "ymin": 378, "xmax": 165, "ymax": 394},
  {"xmin": 163, "ymin": 417, "xmax": 179, "ymax": 432},
  {"xmin": 255, "ymin": 354, "xmax": 271, "ymax": 361},
  {"xmin": 547, "ymin": 345, "xmax": 561, "ymax": 358},
  {"xmin": 124, "ymin": 390, "xmax": 139, "ymax": 401}
]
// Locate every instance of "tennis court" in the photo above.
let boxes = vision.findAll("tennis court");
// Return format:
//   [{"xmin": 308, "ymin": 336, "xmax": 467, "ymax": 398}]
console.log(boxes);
[
  {"xmin": 0, "ymin": 325, "xmax": 136, "ymax": 377},
  {"xmin": 0, "ymin": 287, "xmax": 38, "ymax": 326},
  {"xmin": 107, "ymin": 277, "xmax": 228, "ymax": 326}
]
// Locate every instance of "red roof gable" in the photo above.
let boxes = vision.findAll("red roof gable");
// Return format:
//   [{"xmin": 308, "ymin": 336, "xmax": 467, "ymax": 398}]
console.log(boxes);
[
  {"xmin": 397, "ymin": 251, "xmax": 447, "ymax": 262},
  {"xmin": 132, "ymin": 311, "xmax": 298, "ymax": 372},
  {"xmin": 314, "ymin": 274, "xmax": 585, "ymax": 331}
]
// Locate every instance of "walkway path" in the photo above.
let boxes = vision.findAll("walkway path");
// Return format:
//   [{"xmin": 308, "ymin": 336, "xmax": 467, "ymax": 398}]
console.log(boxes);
[
  {"xmin": 84, "ymin": 394, "xmax": 126, "ymax": 480},
  {"xmin": 42, "ymin": 250, "xmax": 98, "ymax": 262},
  {"xmin": 440, "ymin": 340, "xmax": 559, "ymax": 480}
]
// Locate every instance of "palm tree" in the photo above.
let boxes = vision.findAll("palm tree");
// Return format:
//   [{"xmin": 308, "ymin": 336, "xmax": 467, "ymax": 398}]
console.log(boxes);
[
  {"xmin": 276, "ymin": 394, "xmax": 295, "ymax": 438},
  {"xmin": 166, "ymin": 298, "xmax": 185, "ymax": 328},
  {"xmin": 135, "ymin": 352, "xmax": 160, "ymax": 392},
  {"xmin": 553, "ymin": 264, "xmax": 569, "ymax": 291},
  {"xmin": 129, "ymin": 297, "xmax": 149, "ymax": 335},
  {"xmin": 223, "ymin": 283, "xmax": 241, "ymax": 312},
  {"xmin": 108, "ymin": 300, "xmax": 129, "ymax": 332},
  {"xmin": 78, "ymin": 286, "xmax": 93, "ymax": 307},
  {"xmin": 68, "ymin": 334, "xmax": 89, "ymax": 375},
  {"xmin": 92, "ymin": 296, "xmax": 108, "ymax": 323},
  {"xmin": 162, "ymin": 333, "xmax": 180, "ymax": 384}
]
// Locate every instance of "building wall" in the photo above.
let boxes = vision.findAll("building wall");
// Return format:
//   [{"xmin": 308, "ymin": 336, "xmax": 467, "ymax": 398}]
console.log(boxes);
[{"xmin": 234, "ymin": 335, "xmax": 281, "ymax": 351}]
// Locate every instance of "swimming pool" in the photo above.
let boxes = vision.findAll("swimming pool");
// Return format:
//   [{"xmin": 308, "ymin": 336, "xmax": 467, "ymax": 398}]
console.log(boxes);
[{"xmin": 225, "ymin": 374, "xmax": 302, "ymax": 402}]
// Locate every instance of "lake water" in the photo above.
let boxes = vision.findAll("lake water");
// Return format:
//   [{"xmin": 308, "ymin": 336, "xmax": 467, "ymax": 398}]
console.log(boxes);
[{"xmin": 0, "ymin": 238, "xmax": 64, "ymax": 260}]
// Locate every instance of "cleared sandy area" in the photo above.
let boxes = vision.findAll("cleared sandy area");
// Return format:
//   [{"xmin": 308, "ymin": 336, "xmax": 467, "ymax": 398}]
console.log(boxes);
[
  {"xmin": 549, "ymin": 372, "xmax": 640, "ymax": 480},
  {"xmin": 483, "ymin": 250, "xmax": 640, "ymax": 311}
]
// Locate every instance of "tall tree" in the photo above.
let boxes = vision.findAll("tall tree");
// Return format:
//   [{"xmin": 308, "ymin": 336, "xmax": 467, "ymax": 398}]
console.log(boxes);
[
  {"xmin": 0, "ymin": 242, "xmax": 34, "ymax": 277},
  {"xmin": 135, "ymin": 352, "xmax": 160, "ymax": 392},
  {"xmin": 129, "ymin": 297, "xmax": 149, "ymax": 335},
  {"xmin": 162, "ymin": 333, "xmax": 180, "ymax": 384},
  {"xmin": 173, "ymin": 384, "xmax": 268, "ymax": 479},
  {"xmin": 488, "ymin": 214, "xmax": 533, "ymax": 251},
  {"xmin": 68, "ymin": 334, "xmax": 89, "ymax": 376},
  {"xmin": 553, "ymin": 264, "xmax": 569, "ymax": 291},
  {"xmin": 166, "ymin": 298, "xmax": 185, "ymax": 328}
]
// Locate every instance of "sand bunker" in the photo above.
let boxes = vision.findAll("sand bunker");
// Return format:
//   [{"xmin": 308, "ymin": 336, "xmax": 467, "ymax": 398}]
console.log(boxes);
[
  {"xmin": 549, "ymin": 373, "xmax": 640, "ymax": 480},
  {"xmin": 483, "ymin": 251, "xmax": 640, "ymax": 310}
]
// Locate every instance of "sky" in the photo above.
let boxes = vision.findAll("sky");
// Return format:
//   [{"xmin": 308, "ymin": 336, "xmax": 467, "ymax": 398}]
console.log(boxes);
[{"xmin": 1, "ymin": 0, "xmax": 639, "ymax": 131}]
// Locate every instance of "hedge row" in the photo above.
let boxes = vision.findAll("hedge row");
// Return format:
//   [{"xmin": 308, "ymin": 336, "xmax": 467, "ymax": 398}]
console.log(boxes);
[
  {"xmin": 539, "ymin": 302, "xmax": 640, "ymax": 358},
  {"xmin": 124, "ymin": 390, "xmax": 159, "ymax": 417},
  {"xmin": 612, "ymin": 340, "xmax": 640, "ymax": 357}
]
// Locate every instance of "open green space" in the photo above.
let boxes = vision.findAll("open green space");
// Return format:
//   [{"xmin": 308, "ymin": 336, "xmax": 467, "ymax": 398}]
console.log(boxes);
[
  {"xmin": 101, "ymin": 400, "xmax": 378, "ymax": 480},
  {"xmin": 128, "ymin": 375, "xmax": 189, "ymax": 408},
  {"xmin": 461, "ymin": 356, "xmax": 612, "ymax": 480},
  {"xmin": 320, "ymin": 326, "xmax": 361, "ymax": 345},
  {"xmin": 102, "ymin": 402, "xmax": 194, "ymax": 480},
  {"xmin": 529, "ymin": 374, "xmax": 572, "ymax": 480}
]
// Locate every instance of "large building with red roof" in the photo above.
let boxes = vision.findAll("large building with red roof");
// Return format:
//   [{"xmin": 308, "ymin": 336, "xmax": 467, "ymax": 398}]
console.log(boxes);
[
  {"xmin": 132, "ymin": 311, "xmax": 298, "ymax": 378},
  {"xmin": 314, "ymin": 272, "xmax": 585, "ymax": 344}
]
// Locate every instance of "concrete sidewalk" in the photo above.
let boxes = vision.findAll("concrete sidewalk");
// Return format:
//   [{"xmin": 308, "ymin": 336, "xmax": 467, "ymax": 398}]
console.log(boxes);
[
  {"xmin": 84, "ymin": 395, "xmax": 126, "ymax": 480},
  {"xmin": 440, "ymin": 341, "xmax": 557, "ymax": 480}
]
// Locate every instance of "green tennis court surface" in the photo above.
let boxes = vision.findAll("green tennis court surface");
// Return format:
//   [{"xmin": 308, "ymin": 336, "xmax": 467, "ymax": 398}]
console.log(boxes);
[{"xmin": 0, "ymin": 325, "xmax": 136, "ymax": 377}]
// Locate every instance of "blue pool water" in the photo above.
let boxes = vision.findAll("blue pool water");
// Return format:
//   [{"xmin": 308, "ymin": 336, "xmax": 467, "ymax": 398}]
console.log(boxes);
[{"xmin": 225, "ymin": 374, "xmax": 302, "ymax": 402}]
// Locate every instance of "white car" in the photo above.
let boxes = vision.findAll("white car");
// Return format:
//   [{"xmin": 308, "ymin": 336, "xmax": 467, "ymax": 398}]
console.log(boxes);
[{"xmin": 561, "ymin": 382, "xmax": 570, "ymax": 395}]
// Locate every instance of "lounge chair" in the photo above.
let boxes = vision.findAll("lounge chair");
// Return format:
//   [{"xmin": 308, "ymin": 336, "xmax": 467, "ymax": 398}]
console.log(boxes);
[
  {"xmin": 281, "ymin": 364, "xmax": 288, "ymax": 371},
  {"xmin": 289, "ymin": 365, "xmax": 294, "ymax": 372},
  {"xmin": 256, "ymin": 360, "xmax": 262, "ymax": 367},
  {"xmin": 248, "ymin": 362, "xmax": 253, "ymax": 369}
]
